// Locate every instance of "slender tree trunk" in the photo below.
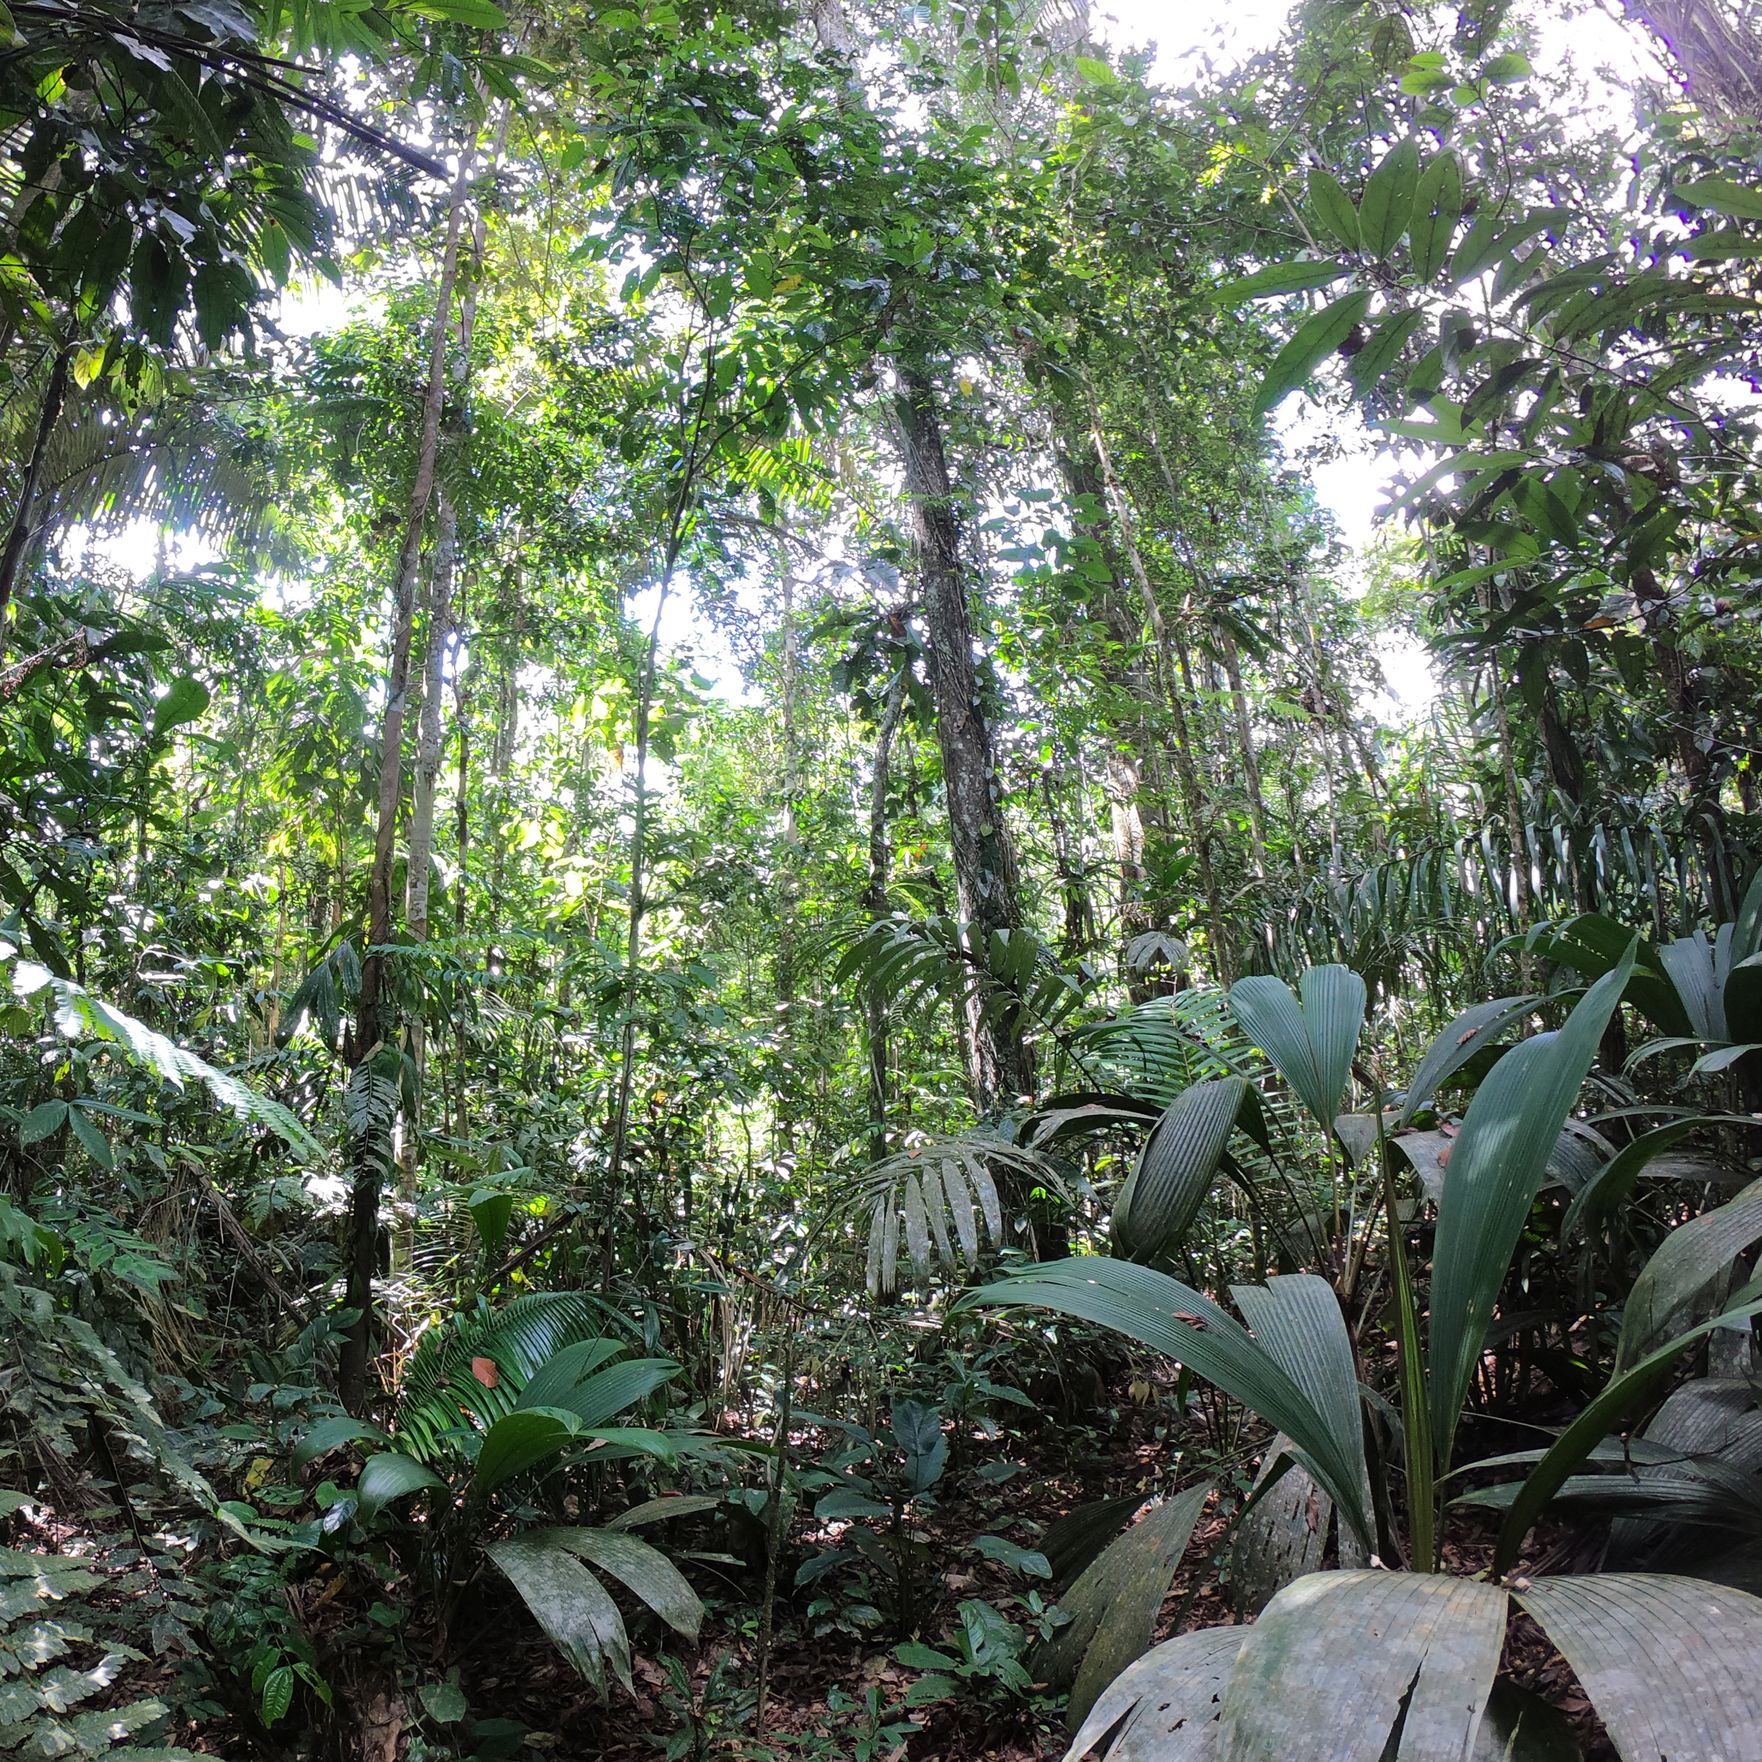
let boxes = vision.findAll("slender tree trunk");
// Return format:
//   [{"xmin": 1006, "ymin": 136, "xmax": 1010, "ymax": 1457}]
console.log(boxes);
[
  {"xmin": 339, "ymin": 151, "xmax": 476, "ymax": 1417},
  {"xmin": 891, "ymin": 360, "xmax": 1036, "ymax": 1112},
  {"xmin": 1217, "ymin": 624, "xmax": 1270, "ymax": 879},
  {"xmin": 0, "ymin": 342, "xmax": 72, "ymax": 655},
  {"xmin": 866, "ymin": 674, "xmax": 908, "ymax": 1161},
  {"xmin": 601, "ymin": 574, "xmax": 674, "ymax": 1287},
  {"xmin": 1089, "ymin": 418, "xmax": 1233, "ymax": 982}
]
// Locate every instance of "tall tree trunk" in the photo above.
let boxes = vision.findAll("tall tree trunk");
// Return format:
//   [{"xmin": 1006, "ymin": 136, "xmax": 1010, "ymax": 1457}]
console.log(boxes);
[
  {"xmin": 1088, "ymin": 418, "xmax": 1233, "ymax": 982},
  {"xmin": 891, "ymin": 361, "xmax": 1036, "ymax": 1113},
  {"xmin": 0, "ymin": 341, "xmax": 72, "ymax": 655},
  {"xmin": 866, "ymin": 674, "xmax": 908, "ymax": 1161},
  {"xmin": 339, "ymin": 151, "xmax": 476, "ymax": 1417}
]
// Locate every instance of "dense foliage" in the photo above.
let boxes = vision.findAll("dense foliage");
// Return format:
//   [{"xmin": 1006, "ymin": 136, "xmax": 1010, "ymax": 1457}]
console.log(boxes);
[{"xmin": 5, "ymin": 0, "xmax": 1762, "ymax": 1758}]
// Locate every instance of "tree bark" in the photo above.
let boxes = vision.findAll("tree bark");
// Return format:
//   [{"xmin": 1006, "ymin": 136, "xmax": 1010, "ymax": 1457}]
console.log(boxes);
[
  {"xmin": 891, "ymin": 361, "xmax": 1036, "ymax": 1113},
  {"xmin": 865, "ymin": 674, "xmax": 908, "ymax": 1161},
  {"xmin": 0, "ymin": 342, "xmax": 72, "ymax": 654},
  {"xmin": 339, "ymin": 150, "xmax": 476, "ymax": 1417}
]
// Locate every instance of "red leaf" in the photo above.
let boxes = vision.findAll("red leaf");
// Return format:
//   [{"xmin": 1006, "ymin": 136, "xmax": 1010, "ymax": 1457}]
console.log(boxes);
[{"xmin": 471, "ymin": 1356, "xmax": 499, "ymax": 1389}]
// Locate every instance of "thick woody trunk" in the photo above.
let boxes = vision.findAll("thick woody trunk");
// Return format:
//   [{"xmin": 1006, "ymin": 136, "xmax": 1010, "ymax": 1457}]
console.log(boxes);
[
  {"xmin": 892, "ymin": 361, "xmax": 1036, "ymax": 1115},
  {"xmin": 339, "ymin": 153, "xmax": 475, "ymax": 1417}
]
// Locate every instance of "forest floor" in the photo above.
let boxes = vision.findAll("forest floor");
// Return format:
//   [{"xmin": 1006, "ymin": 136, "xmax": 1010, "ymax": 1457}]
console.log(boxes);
[{"xmin": 444, "ymin": 1383, "xmax": 1616, "ymax": 1762}]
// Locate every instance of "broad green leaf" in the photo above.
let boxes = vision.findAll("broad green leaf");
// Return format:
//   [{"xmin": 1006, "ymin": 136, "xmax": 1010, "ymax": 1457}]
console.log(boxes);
[
  {"xmin": 260, "ymin": 1665, "xmax": 294, "ymax": 1727},
  {"xmin": 1218, "ymin": 1571, "xmax": 1506, "ymax": 1761},
  {"xmin": 1397, "ymin": 993, "xmax": 1537, "ymax": 1126},
  {"xmin": 1062, "ymin": 1626, "xmax": 1243, "ymax": 1762},
  {"xmin": 417, "ymin": 1681, "xmax": 468, "ymax": 1724},
  {"xmin": 1494, "ymin": 1293, "xmax": 1762, "ymax": 1572},
  {"xmin": 1219, "ymin": 261, "xmax": 1345, "ymax": 301},
  {"xmin": 1408, "ymin": 149, "xmax": 1463, "ymax": 280},
  {"xmin": 1515, "ymin": 1575, "xmax": 1762, "ymax": 1761},
  {"xmin": 485, "ymin": 1532, "xmax": 628, "ymax": 1694},
  {"xmin": 150, "ymin": 677, "xmax": 211, "ymax": 740},
  {"xmin": 1232, "ymin": 1276, "xmax": 1372, "ymax": 1548},
  {"xmin": 357, "ymin": 1451, "xmax": 446, "ymax": 1519},
  {"xmin": 1252, "ymin": 292, "xmax": 1371, "ymax": 418},
  {"xmin": 1113, "ymin": 1077, "xmax": 1246, "ymax": 1261},
  {"xmin": 515, "ymin": 1347, "xmax": 674, "ymax": 1427},
  {"xmin": 472, "ymin": 1408, "xmax": 579, "ymax": 1493},
  {"xmin": 1429, "ymin": 948, "xmax": 1635, "ymax": 1469},
  {"xmin": 1229, "ymin": 965, "xmax": 1366, "ymax": 1134},
  {"xmin": 967, "ymin": 1262, "xmax": 1368, "ymax": 1538},
  {"xmin": 1346, "ymin": 306, "xmax": 1424, "ymax": 394},
  {"xmin": 292, "ymin": 1414, "xmax": 391, "ymax": 1471},
  {"xmin": 468, "ymin": 1189, "xmax": 514, "ymax": 1254},
  {"xmin": 16, "ymin": 1100, "xmax": 67, "ymax": 1146},
  {"xmin": 541, "ymin": 1527, "xmax": 702, "ymax": 1637},
  {"xmin": 974, "ymin": 1534, "xmax": 1051, "ymax": 1577},
  {"xmin": 1307, "ymin": 167, "xmax": 1361, "ymax": 251},
  {"xmin": 1675, "ymin": 176, "xmax": 1762, "ymax": 222},
  {"xmin": 1617, "ymin": 1177, "xmax": 1762, "ymax": 1370},
  {"xmin": 1360, "ymin": 138, "xmax": 1420, "ymax": 259},
  {"xmin": 407, "ymin": 0, "xmax": 508, "ymax": 26},
  {"xmin": 1037, "ymin": 1484, "xmax": 1211, "ymax": 1727}
]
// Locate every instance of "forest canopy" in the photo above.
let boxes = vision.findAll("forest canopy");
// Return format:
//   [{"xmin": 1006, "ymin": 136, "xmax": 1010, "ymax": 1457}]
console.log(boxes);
[{"xmin": 5, "ymin": 0, "xmax": 1762, "ymax": 1758}]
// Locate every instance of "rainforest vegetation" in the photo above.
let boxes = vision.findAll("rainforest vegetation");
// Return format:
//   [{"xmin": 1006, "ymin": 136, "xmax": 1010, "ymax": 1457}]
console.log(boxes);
[{"xmin": 6, "ymin": 0, "xmax": 1762, "ymax": 1756}]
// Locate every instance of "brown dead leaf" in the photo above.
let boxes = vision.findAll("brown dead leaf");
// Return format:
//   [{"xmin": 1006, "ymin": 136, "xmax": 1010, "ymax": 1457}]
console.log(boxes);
[{"xmin": 471, "ymin": 1356, "xmax": 500, "ymax": 1388}]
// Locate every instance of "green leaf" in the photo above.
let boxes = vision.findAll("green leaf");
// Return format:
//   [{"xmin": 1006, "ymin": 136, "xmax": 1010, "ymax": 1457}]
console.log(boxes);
[
  {"xmin": 1482, "ymin": 50, "xmax": 1532, "ymax": 83},
  {"xmin": 1063, "ymin": 1627, "xmax": 1244, "ymax": 1760},
  {"xmin": 150, "ymin": 677, "xmax": 211, "ymax": 740},
  {"xmin": 539, "ymin": 1528, "xmax": 702, "ymax": 1637},
  {"xmin": 1229, "ymin": 965, "xmax": 1366, "ymax": 1133},
  {"xmin": 1232, "ymin": 1275, "xmax": 1372, "ymax": 1549},
  {"xmin": 357, "ymin": 1451, "xmax": 446, "ymax": 1518},
  {"xmin": 1219, "ymin": 261, "xmax": 1346, "ymax": 301},
  {"xmin": 815, "ymin": 1490, "xmax": 891, "ymax": 1521},
  {"xmin": 1112, "ymin": 1077, "xmax": 1247, "ymax": 1261},
  {"xmin": 1429, "ymin": 947, "xmax": 1636, "ymax": 1470},
  {"xmin": 1072, "ymin": 54, "xmax": 1115, "ymax": 85},
  {"xmin": 1397, "ymin": 994, "xmax": 1537, "ymax": 1126},
  {"xmin": 1346, "ymin": 306, "xmax": 1424, "ymax": 394},
  {"xmin": 1515, "ymin": 1575, "xmax": 1762, "ymax": 1759},
  {"xmin": 292, "ymin": 1414, "xmax": 390, "ymax": 1471},
  {"xmin": 1218, "ymin": 1572, "xmax": 1506, "ymax": 1761},
  {"xmin": 1360, "ymin": 138, "xmax": 1421, "ymax": 259},
  {"xmin": 417, "ymin": 1680, "xmax": 468, "ymax": 1724},
  {"xmin": 1617, "ymin": 1177, "xmax": 1762, "ymax": 1370},
  {"xmin": 469, "ymin": 1189, "xmax": 514, "ymax": 1254},
  {"xmin": 966, "ymin": 1262, "xmax": 1368, "ymax": 1537},
  {"xmin": 472, "ymin": 1409, "xmax": 579, "ymax": 1493},
  {"xmin": 974, "ymin": 1534, "xmax": 1051, "ymax": 1577},
  {"xmin": 515, "ymin": 1346, "xmax": 674, "ymax": 1427},
  {"xmin": 895, "ymin": 1641, "xmax": 959, "ymax": 1669},
  {"xmin": 260, "ymin": 1664, "xmax": 294, "ymax": 1727},
  {"xmin": 66, "ymin": 1105, "xmax": 111, "ymax": 1169},
  {"xmin": 1493, "ymin": 1293, "xmax": 1762, "ymax": 1572},
  {"xmin": 1035, "ymin": 1484, "xmax": 1211, "ymax": 1726},
  {"xmin": 1253, "ymin": 291, "xmax": 1372, "ymax": 418},
  {"xmin": 1307, "ymin": 168, "xmax": 1361, "ymax": 251},
  {"xmin": 16, "ymin": 1100, "xmax": 67, "ymax": 1146},
  {"xmin": 406, "ymin": 0, "xmax": 508, "ymax": 26},
  {"xmin": 1408, "ymin": 150, "xmax": 1463, "ymax": 280},
  {"xmin": 486, "ymin": 1532, "xmax": 628, "ymax": 1694},
  {"xmin": 1674, "ymin": 176, "xmax": 1762, "ymax": 222}
]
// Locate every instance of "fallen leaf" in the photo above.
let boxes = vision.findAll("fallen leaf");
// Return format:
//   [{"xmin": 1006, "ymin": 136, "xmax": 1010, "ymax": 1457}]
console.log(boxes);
[{"xmin": 471, "ymin": 1356, "xmax": 499, "ymax": 1388}]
